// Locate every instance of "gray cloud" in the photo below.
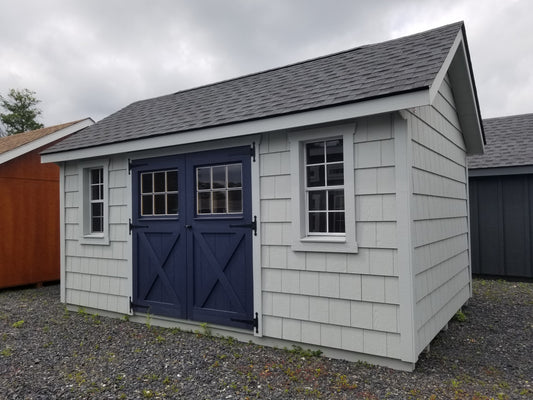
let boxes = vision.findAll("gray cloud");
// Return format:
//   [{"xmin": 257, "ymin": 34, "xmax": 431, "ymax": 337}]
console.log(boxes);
[{"xmin": 0, "ymin": 0, "xmax": 531, "ymax": 126}]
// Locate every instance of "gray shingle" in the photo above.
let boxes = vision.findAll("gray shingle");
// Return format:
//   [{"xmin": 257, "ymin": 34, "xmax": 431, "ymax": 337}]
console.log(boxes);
[
  {"xmin": 44, "ymin": 22, "xmax": 464, "ymax": 154},
  {"xmin": 468, "ymin": 113, "xmax": 533, "ymax": 169}
]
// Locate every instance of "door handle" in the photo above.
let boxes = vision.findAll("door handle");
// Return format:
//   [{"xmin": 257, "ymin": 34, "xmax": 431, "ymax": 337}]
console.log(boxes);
[{"xmin": 185, "ymin": 224, "xmax": 192, "ymax": 229}]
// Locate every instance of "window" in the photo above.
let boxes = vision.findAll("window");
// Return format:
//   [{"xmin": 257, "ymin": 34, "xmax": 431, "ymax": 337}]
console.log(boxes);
[
  {"xmin": 290, "ymin": 124, "xmax": 357, "ymax": 253},
  {"xmin": 140, "ymin": 170, "xmax": 178, "ymax": 216},
  {"xmin": 196, "ymin": 163, "xmax": 243, "ymax": 215},
  {"xmin": 306, "ymin": 139, "xmax": 345, "ymax": 234},
  {"xmin": 79, "ymin": 159, "xmax": 109, "ymax": 244},
  {"xmin": 89, "ymin": 168, "xmax": 104, "ymax": 233}
]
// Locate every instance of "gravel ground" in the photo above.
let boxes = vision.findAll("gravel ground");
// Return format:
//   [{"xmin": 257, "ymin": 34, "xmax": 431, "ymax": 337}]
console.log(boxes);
[{"xmin": 0, "ymin": 279, "xmax": 531, "ymax": 399}]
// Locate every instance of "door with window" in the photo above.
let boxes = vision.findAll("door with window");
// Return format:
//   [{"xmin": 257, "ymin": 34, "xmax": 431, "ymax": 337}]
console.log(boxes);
[{"xmin": 131, "ymin": 146, "xmax": 254, "ymax": 330}]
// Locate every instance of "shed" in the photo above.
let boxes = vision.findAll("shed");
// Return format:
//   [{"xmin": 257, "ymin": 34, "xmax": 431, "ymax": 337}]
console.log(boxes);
[
  {"xmin": 0, "ymin": 118, "xmax": 94, "ymax": 289},
  {"xmin": 41, "ymin": 22, "xmax": 484, "ymax": 370},
  {"xmin": 468, "ymin": 113, "xmax": 533, "ymax": 279}
]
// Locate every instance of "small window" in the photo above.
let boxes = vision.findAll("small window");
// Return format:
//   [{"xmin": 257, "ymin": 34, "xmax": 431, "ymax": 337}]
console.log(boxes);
[
  {"xmin": 305, "ymin": 140, "xmax": 345, "ymax": 235},
  {"xmin": 140, "ymin": 170, "xmax": 178, "ymax": 216},
  {"xmin": 79, "ymin": 159, "xmax": 109, "ymax": 244},
  {"xmin": 89, "ymin": 168, "xmax": 104, "ymax": 233},
  {"xmin": 196, "ymin": 164, "xmax": 242, "ymax": 215}
]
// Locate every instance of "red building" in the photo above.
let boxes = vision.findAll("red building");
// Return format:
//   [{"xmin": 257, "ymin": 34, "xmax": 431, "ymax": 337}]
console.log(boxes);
[{"xmin": 0, "ymin": 119, "xmax": 93, "ymax": 289}]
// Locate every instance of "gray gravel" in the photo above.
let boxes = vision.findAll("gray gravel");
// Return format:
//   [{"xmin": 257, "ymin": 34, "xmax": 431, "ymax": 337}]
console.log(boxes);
[{"xmin": 1, "ymin": 279, "xmax": 532, "ymax": 399}]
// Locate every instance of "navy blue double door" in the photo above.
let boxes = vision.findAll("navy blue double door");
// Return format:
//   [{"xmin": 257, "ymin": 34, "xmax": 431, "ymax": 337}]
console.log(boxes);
[{"xmin": 131, "ymin": 146, "xmax": 254, "ymax": 330}]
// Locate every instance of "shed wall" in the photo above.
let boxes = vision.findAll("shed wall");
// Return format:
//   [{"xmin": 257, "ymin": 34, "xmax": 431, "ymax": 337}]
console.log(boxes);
[
  {"xmin": 0, "ymin": 149, "xmax": 60, "ymax": 288},
  {"xmin": 409, "ymin": 77, "xmax": 471, "ymax": 354},
  {"xmin": 469, "ymin": 174, "xmax": 533, "ymax": 278},
  {"xmin": 260, "ymin": 115, "xmax": 401, "ymax": 360},
  {"xmin": 62, "ymin": 158, "xmax": 130, "ymax": 313}
]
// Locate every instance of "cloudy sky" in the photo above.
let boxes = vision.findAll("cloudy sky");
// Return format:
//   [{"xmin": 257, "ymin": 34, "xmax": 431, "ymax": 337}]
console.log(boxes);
[{"xmin": 1, "ymin": 0, "xmax": 532, "ymax": 128}]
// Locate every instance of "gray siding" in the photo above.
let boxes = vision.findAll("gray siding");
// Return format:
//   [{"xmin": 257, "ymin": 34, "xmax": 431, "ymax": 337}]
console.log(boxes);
[
  {"xmin": 260, "ymin": 115, "xmax": 401, "ymax": 360},
  {"xmin": 409, "ymin": 76, "xmax": 471, "ymax": 354},
  {"xmin": 63, "ymin": 157, "xmax": 130, "ymax": 313}
]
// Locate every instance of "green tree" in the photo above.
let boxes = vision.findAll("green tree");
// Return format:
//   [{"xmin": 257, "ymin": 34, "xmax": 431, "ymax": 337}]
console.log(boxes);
[{"xmin": 0, "ymin": 88, "xmax": 44, "ymax": 135}]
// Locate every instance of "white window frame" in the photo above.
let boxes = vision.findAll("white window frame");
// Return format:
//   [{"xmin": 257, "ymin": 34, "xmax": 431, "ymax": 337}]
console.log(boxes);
[
  {"xmin": 290, "ymin": 123, "xmax": 358, "ymax": 253},
  {"xmin": 79, "ymin": 159, "xmax": 109, "ymax": 245}
]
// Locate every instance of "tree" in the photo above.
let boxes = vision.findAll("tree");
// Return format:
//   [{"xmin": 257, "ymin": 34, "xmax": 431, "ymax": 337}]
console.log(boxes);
[{"xmin": 0, "ymin": 88, "xmax": 44, "ymax": 136}]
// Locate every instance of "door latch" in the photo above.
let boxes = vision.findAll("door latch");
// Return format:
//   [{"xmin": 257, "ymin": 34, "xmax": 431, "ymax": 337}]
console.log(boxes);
[{"xmin": 229, "ymin": 216, "xmax": 257, "ymax": 236}]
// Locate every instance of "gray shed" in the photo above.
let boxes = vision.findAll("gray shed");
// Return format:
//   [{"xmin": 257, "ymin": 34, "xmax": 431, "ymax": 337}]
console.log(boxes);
[
  {"xmin": 42, "ymin": 22, "xmax": 484, "ymax": 370},
  {"xmin": 468, "ymin": 113, "xmax": 533, "ymax": 279}
]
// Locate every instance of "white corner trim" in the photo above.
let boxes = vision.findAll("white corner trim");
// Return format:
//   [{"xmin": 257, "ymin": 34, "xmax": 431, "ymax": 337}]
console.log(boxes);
[
  {"xmin": 251, "ymin": 135, "xmax": 263, "ymax": 336},
  {"xmin": 59, "ymin": 163, "xmax": 66, "ymax": 304},
  {"xmin": 0, "ymin": 118, "xmax": 94, "ymax": 165},
  {"xmin": 393, "ymin": 111, "xmax": 417, "ymax": 363},
  {"xmin": 41, "ymin": 91, "xmax": 429, "ymax": 164}
]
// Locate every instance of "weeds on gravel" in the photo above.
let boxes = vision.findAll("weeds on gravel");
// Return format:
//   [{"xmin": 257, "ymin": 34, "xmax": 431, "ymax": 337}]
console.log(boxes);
[
  {"xmin": 454, "ymin": 309, "xmax": 467, "ymax": 322},
  {"xmin": 1, "ymin": 346, "xmax": 12, "ymax": 356},
  {"xmin": 285, "ymin": 344, "xmax": 323, "ymax": 358},
  {"xmin": 11, "ymin": 320, "xmax": 24, "ymax": 328}
]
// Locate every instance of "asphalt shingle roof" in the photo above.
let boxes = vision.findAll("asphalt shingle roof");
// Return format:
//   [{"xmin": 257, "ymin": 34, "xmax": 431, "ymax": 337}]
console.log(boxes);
[
  {"xmin": 44, "ymin": 22, "xmax": 464, "ymax": 154},
  {"xmin": 468, "ymin": 113, "xmax": 533, "ymax": 169}
]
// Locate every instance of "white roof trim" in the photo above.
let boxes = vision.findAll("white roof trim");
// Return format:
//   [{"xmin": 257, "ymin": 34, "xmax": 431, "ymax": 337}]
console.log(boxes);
[
  {"xmin": 428, "ymin": 30, "xmax": 463, "ymax": 104},
  {"xmin": 0, "ymin": 118, "xmax": 94, "ymax": 165},
  {"xmin": 42, "ymin": 90, "xmax": 429, "ymax": 163}
]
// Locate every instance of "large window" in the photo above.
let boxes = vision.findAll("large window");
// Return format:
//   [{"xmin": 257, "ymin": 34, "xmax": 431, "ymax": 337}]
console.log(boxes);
[
  {"xmin": 290, "ymin": 124, "xmax": 357, "ymax": 253},
  {"xmin": 306, "ymin": 139, "xmax": 345, "ymax": 234}
]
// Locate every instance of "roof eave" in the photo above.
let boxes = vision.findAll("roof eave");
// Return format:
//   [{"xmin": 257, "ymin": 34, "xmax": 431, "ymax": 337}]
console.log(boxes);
[
  {"xmin": 0, "ymin": 118, "xmax": 94, "ymax": 165},
  {"xmin": 42, "ymin": 88, "xmax": 431, "ymax": 163}
]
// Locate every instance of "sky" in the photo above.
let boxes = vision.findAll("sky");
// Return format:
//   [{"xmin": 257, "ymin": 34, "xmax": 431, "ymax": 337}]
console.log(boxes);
[{"xmin": 1, "ymin": 0, "xmax": 532, "ymax": 129}]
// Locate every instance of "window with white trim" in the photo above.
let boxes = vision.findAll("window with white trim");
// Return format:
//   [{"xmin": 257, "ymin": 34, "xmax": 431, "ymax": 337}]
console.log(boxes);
[
  {"xmin": 89, "ymin": 168, "xmax": 104, "ymax": 233},
  {"xmin": 305, "ymin": 139, "xmax": 345, "ymax": 235},
  {"xmin": 196, "ymin": 163, "xmax": 243, "ymax": 215},
  {"xmin": 79, "ymin": 159, "xmax": 109, "ymax": 244},
  {"xmin": 290, "ymin": 124, "xmax": 357, "ymax": 253}
]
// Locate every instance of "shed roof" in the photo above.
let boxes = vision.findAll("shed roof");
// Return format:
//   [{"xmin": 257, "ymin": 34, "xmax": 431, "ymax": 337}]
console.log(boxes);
[
  {"xmin": 0, "ymin": 121, "xmax": 80, "ymax": 156},
  {"xmin": 468, "ymin": 113, "xmax": 533, "ymax": 169},
  {"xmin": 0, "ymin": 119, "xmax": 94, "ymax": 165},
  {"xmin": 44, "ymin": 22, "xmax": 480, "ymax": 156}
]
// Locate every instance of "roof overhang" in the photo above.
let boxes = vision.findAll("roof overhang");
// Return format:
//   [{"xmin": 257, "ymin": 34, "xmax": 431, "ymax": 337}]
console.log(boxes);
[
  {"xmin": 42, "ymin": 89, "xmax": 432, "ymax": 163},
  {"xmin": 429, "ymin": 26, "xmax": 485, "ymax": 155},
  {"xmin": 469, "ymin": 165, "xmax": 533, "ymax": 177},
  {"xmin": 0, "ymin": 118, "xmax": 94, "ymax": 165}
]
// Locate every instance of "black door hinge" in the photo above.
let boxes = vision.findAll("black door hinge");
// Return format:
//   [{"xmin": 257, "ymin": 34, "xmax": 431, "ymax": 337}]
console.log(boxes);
[
  {"xmin": 129, "ymin": 296, "xmax": 151, "ymax": 313},
  {"xmin": 128, "ymin": 159, "xmax": 148, "ymax": 174},
  {"xmin": 250, "ymin": 142, "xmax": 256, "ymax": 162},
  {"xmin": 229, "ymin": 215, "xmax": 257, "ymax": 236},
  {"xmin": 231, "ymin": 312, "xmax": 259, "ymax": 333},
  {"xmin": 129, "ymin": 218, "xmax": 149, "ymax": 234}
]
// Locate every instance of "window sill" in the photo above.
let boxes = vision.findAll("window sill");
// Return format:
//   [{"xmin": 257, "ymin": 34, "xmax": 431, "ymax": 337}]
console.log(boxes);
[
  {"xmin": 80, "ymin": 233, "xmax": 109, "ymax": 246},
  {"xmin": 292, "ymin": 236, "xmax": 358, "ymax": 253}
]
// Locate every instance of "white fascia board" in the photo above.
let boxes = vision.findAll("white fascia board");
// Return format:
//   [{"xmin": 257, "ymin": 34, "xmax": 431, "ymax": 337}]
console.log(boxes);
[
  {"xmin": 41, "ymin": 90, "xmax": 430, "ymax": 163},
  {"xmin": 428, "ymin": 29, "xmax": 484, "ymax": 155},
  {"xmin": 0, "ymin": 118, "xmax": 94, "ymax": 165},
  {"xmin": 428, "ymin": 31, "xmax": 463, "ymax": 104}
]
